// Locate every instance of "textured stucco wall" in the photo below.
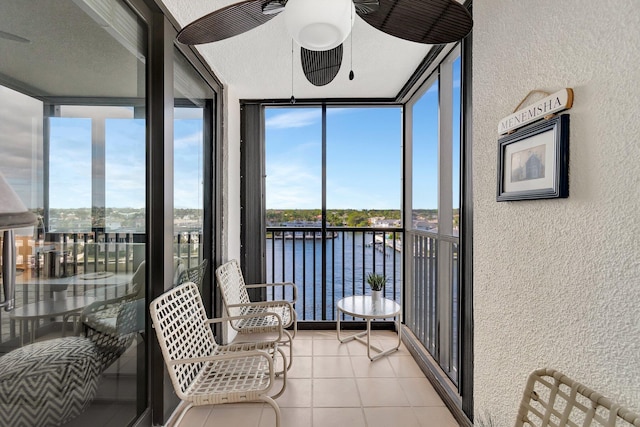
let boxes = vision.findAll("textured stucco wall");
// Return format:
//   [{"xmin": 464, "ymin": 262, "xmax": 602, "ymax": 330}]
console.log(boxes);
[
  {"xmin": 220, "ymin": 86, "xmax": 241, "ymax": 344},
  {"xmin": 224, "ymin": 87, "xmax": 242, "ymax": 264},
  {"xmin": 473, "ymin": 1, "xmax": 640, "ymax": 425}
]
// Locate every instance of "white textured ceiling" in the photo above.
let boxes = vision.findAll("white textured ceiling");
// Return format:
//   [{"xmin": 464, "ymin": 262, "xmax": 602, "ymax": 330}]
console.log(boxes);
[{"xmin": 160, "ymin": 0, "xmax": 433, "ymax": 100}]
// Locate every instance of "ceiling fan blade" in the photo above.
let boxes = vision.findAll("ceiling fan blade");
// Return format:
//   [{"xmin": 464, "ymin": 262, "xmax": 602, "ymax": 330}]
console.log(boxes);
[
  {"xmin": 177, "ymin": 0, "xmax": 280, "ymax": 45},
  {"xmin": 357, "ymin": 0, "xmax": 472, "ymax": 45},
  {"xmin": 301, "ymin": 44, "xmax": 343, "ymax": 87}
]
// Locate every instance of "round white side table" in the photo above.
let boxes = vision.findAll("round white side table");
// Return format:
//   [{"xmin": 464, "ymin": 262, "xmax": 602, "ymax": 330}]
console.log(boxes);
[{"xmin": 336, "ymin": 295, "xmax": 401, "ymax": 361}]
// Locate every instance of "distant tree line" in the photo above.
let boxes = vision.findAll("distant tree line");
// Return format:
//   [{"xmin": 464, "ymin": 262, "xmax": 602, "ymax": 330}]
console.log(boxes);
[{"xmin": 266, "ymin": 209, "xmax": 404, "ymax": 227}]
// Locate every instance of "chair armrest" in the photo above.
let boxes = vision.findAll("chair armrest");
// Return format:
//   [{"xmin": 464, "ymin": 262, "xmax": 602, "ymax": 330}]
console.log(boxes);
[
  {"xmin": 244, "ymin": 282, "xmax": 297, "ymax": 303},
  {"xmin": 205, "ymin": 312, "xmax": 283, "ymax": 342},
  {"xmin": 226, "ymin": 301, "xmax": 296, "ymax": 323}
]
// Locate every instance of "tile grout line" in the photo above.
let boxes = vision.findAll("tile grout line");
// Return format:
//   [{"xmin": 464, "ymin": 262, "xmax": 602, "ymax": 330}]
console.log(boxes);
[
  {"xmin": 347, "ymin": 350, "xmax": 369, "ymax": 427},
  {"xmin": 310, "ymin": 336, "xmax": 315, "ymax": 427}
]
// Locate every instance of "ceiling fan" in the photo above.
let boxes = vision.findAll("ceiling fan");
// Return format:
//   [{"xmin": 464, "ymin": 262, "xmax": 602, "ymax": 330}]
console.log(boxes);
[{"xmin": 177, "ymin": 0, "xmax": 472, "ymax": 87}]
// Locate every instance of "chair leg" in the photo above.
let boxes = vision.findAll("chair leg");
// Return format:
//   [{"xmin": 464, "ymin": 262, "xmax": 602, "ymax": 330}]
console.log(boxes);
[
  {"xmin": 271, "ymin": 347, "xmax": 288, "ymax": 399},
  {"xmin": 261, "ymin": 395, "xmax": 281, "ymax": 427},
  {"xmin": 281, "ymin": 330, "xmax": 293, "ymax": 372},
  {"xmin": 173, "ymin": 402, "xmax": 194, "ymax": 427},
  {"xmin": 291, "ymin": 316, "xmax": 297, "ymax": 339}
]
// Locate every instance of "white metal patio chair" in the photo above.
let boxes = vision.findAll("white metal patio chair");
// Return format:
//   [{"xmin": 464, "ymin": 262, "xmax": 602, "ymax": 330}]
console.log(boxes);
[
  {"xmin": 215, "ymin": 259, "xmax": 297, "ymax": 371},
  {"xmin": 516, "ymin": 368, "xmax": 640, "ymax": 427},
  {"xmin": 149, "ymin": 282, "xmax": 287, "ymax": 427},
  {"xmin": 176, "ymin": 258, "xmax": 208, "ymax": 294}
]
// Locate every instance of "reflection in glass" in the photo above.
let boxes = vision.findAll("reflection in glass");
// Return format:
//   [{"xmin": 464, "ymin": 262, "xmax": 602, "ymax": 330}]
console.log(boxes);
[
  {"xmin": 0, "ymin": 0, "xmax": 147, "ymax": 425},
  {"xmin": 173, "ymin": 48, "xmax": 214, "ymax": 296},
  {"xmin": 49, "ymin": 118, "xmax": 92, "ymax": 230},
  {"xmin": 106, "ymin": 116, "xmax": 146, "ymax": 232}
]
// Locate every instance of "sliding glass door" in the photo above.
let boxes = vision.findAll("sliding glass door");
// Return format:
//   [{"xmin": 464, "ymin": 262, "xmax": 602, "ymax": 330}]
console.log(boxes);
[
  {"xmin": 0, "ymin": 1, "xmax": 147, "ymax": 425},
  {"xmin": 405, "ymin": 46, "xmax": 463, "ymax": 385}
]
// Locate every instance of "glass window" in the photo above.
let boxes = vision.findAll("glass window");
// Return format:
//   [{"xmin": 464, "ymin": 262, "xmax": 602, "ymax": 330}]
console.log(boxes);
[
  {"xmin": 0, "ymin": 0, "xmax": 147, "ymax": 425},
  {"xmin": 173, "ymin": 48, "xmax": 215, "ymax": 294},
  {"xmin": 452, "ymin": 56, "xmax": 462, "ymax": 237},
  {"xmin": 412, "ymin": 78, "xmax": 439, "ymax": 232},
  {"xmin": 105, "ymin": 115, "xmax": 146, "ymax": 231},
  {"xmin": 49, "ymin": 117, "xmax": 92, "ymax": 230},
  {"xmin": 265, "ymin": 107, "xmax": 322, "ymax": 219},
  {"xmin": 406, "ymin": 47, "xmax": 463, "ymax": 386},
  {"xmin": 264, "ymin": 106, "xmax": 403, "ymax": 320},
  {"xmin": 326, "ymin": 107, "xmax": 402, "ymax": 226}
]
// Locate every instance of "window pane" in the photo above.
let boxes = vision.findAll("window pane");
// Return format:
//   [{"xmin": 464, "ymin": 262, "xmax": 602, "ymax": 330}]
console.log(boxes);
[
  {"xmin": 326, "ymin": 107, "xmax": 401, "ymax": 226},
  {"xmin": 49, "ymin": 117, "xmax": 92, "ymax": 230},
  {"xmin": 173, "ymin": 48, "xmax": 215, "ymax": 296},
  {"xmin": 0, "ymin": 0, "xmax": 148, "ymax": 424},
  {"xmin": 106, "ymin": 115, "xmax": 146, "ymax": 232},
  {"xmin": 452, "ymin": 56, "xmax": 461, "ymax": 237},
  {"xmin": 265, "ymin": 107, "xmax": 322, "ymax": 217},
  {"xmin": 412, "ymin": 79, "xmax": 439, "ymax": 232}
]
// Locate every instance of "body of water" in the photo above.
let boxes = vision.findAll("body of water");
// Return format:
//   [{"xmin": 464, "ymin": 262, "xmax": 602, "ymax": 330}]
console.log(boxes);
[{"xmin": 266, "ymin": 231, "xmax": 402, "ymax": 320}]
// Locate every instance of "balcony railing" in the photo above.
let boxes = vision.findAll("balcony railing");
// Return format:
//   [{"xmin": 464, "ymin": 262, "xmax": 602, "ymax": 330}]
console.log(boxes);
[
  {"xmin": 404, "ymin": 230, "xmax": 460, "ymax": 386},
  {"xmin": 266, "ymin": 226, "xmax": 403, "ymax": 321}
]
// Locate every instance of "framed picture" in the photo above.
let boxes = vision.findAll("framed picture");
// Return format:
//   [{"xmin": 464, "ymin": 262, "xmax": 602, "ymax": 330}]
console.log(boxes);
[{"xmin": 497, "ymin": 114, "xmax": 569, "ymax": 201}]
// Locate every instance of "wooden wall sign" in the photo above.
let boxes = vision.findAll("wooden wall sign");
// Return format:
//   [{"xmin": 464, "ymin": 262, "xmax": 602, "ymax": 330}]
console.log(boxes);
[{"xmin": 498, "ymin": 88, "xmax": 573, "ymax": 135}]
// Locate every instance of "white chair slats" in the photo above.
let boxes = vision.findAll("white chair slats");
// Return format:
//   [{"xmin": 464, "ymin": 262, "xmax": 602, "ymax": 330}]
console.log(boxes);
[
  {"xmin": 149, "ymin": 282, "xmax": 286, "ymax": 427},
  {"xmin": 215, "ymin": 260, "xmax": 298, "ymax": 371},
  {"xmin": 516, "ymin": 368, "xmax": 640, "ymax": 427}
]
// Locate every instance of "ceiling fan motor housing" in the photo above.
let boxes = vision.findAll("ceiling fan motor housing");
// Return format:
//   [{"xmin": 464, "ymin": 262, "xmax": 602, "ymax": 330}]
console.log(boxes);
[{"xmin": 285, "ymin": 0, "xmax": 355, "ymax": 51}]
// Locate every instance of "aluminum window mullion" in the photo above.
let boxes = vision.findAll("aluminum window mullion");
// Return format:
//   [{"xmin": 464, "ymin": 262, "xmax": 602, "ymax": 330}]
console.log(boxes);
[
  {"xmin": 91, "ymin": 118, "xmax": 106, "ymax": 231},
  {"xmin": 438, "ymin": 57, "xmax": 454, "ymax": 374}
]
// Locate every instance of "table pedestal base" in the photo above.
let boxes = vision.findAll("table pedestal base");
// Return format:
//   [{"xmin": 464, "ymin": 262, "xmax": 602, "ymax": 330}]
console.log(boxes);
[{"xmin": 337, "ymin": 317, "xmax": 401, "ymax": 361}]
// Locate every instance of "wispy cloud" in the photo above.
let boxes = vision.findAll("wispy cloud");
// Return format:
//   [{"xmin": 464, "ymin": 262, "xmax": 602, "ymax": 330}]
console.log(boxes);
[
  {"xmin": 265, "ymin": 109, "xmax": 321, "ymax": 130},
  {"xmin": 266, "ymin": 138, "xmax": 321, "ymax": 209},
  {"xmin": 174, "ymin": 130, "xmax": 203, "ymax": 149},
  {"xmin": 266, "ymin": 161, "xmax": 321, "ymax": 209}
]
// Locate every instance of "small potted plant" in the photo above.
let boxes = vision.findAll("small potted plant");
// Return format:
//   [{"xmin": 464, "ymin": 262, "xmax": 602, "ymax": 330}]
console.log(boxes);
[{"xmin": 366, "ymin": 272, "xmax": 386, "ymax": 302}]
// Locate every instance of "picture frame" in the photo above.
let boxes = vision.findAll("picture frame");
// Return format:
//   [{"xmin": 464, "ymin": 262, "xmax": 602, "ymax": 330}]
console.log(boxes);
[{"xmin": 497, "ymin": 114, "xmax": 569, "ymax": 201}]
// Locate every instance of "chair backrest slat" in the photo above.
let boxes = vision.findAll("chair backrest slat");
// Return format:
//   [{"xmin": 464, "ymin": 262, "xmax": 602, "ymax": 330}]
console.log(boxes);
[
  {"xmin": 177, "ymin": 259, "xmax": 208, "ymax": 293},
  {"xmin": 215, "ymin": 260, "xmax": 251, "ymax": 317},
  {"xmin": 150, "ymin": 282, "xmax": 217, "ymax": 397},
  {"xmin": 515, "ymin": 368, "xmax": 640, "ymax": 427}
]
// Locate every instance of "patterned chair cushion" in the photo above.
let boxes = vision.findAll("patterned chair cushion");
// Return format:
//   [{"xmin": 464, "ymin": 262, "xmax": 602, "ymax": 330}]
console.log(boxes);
[{"xmin": 0, "ymin": 337, "xmax": 100, "ymax": 427}]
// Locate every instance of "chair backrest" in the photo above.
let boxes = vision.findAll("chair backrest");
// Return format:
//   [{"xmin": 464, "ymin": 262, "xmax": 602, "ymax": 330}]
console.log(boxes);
[
  {"xmin": 81, "ymin": 293, "xmax": 138, "ymax": 371},
  {"xmin": 149, "ymin": 282, "xmax": 217, "ymax": 398},
  {"xmin": 177, "ymin": 259, "xmax": 208, "ymax": 293},
  {"xmin": 215, "ymin": 259, "xmax": 251, "ymax": 317},
  {"xmin": 130, "ymin": 260, "xmax": 146, "ymax": 297},
  {"xmin": 516, "ymin": 368, "xmax": 640, "ymax": 427}
]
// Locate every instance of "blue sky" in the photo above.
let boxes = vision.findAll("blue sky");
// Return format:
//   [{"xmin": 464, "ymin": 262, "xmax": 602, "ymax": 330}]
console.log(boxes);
[
  {"xmin": 266, "ymin": 107, "xmax": 407, "ymax": 210},
  {"xmin": 265, "ymin": 100, "xmax": 445, "ymax": 210},
  {"xmin": 47, "ymin": 108, "xmax": 202, "ymax": 210},
  {"xmin": 2, "ymin": 65, "xmax": 461, "ymax": 213}
]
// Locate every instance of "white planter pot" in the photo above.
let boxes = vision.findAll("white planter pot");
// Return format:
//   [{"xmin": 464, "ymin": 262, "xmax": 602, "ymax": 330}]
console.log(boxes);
[{"xmin": 371, "ymin": 290, "xmax": 382, "ymax": 302}]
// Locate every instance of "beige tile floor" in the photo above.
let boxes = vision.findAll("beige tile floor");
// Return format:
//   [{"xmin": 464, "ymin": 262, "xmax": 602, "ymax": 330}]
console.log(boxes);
[{"xmin": 177, "ymin": 330, "xmax": 460, "ymax": 427}]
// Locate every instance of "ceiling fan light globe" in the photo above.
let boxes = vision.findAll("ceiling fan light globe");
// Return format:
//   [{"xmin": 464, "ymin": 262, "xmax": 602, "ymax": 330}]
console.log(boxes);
[{"xmin": 285, "ymin": 0, "xmax": 355, "ymax": 51}]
